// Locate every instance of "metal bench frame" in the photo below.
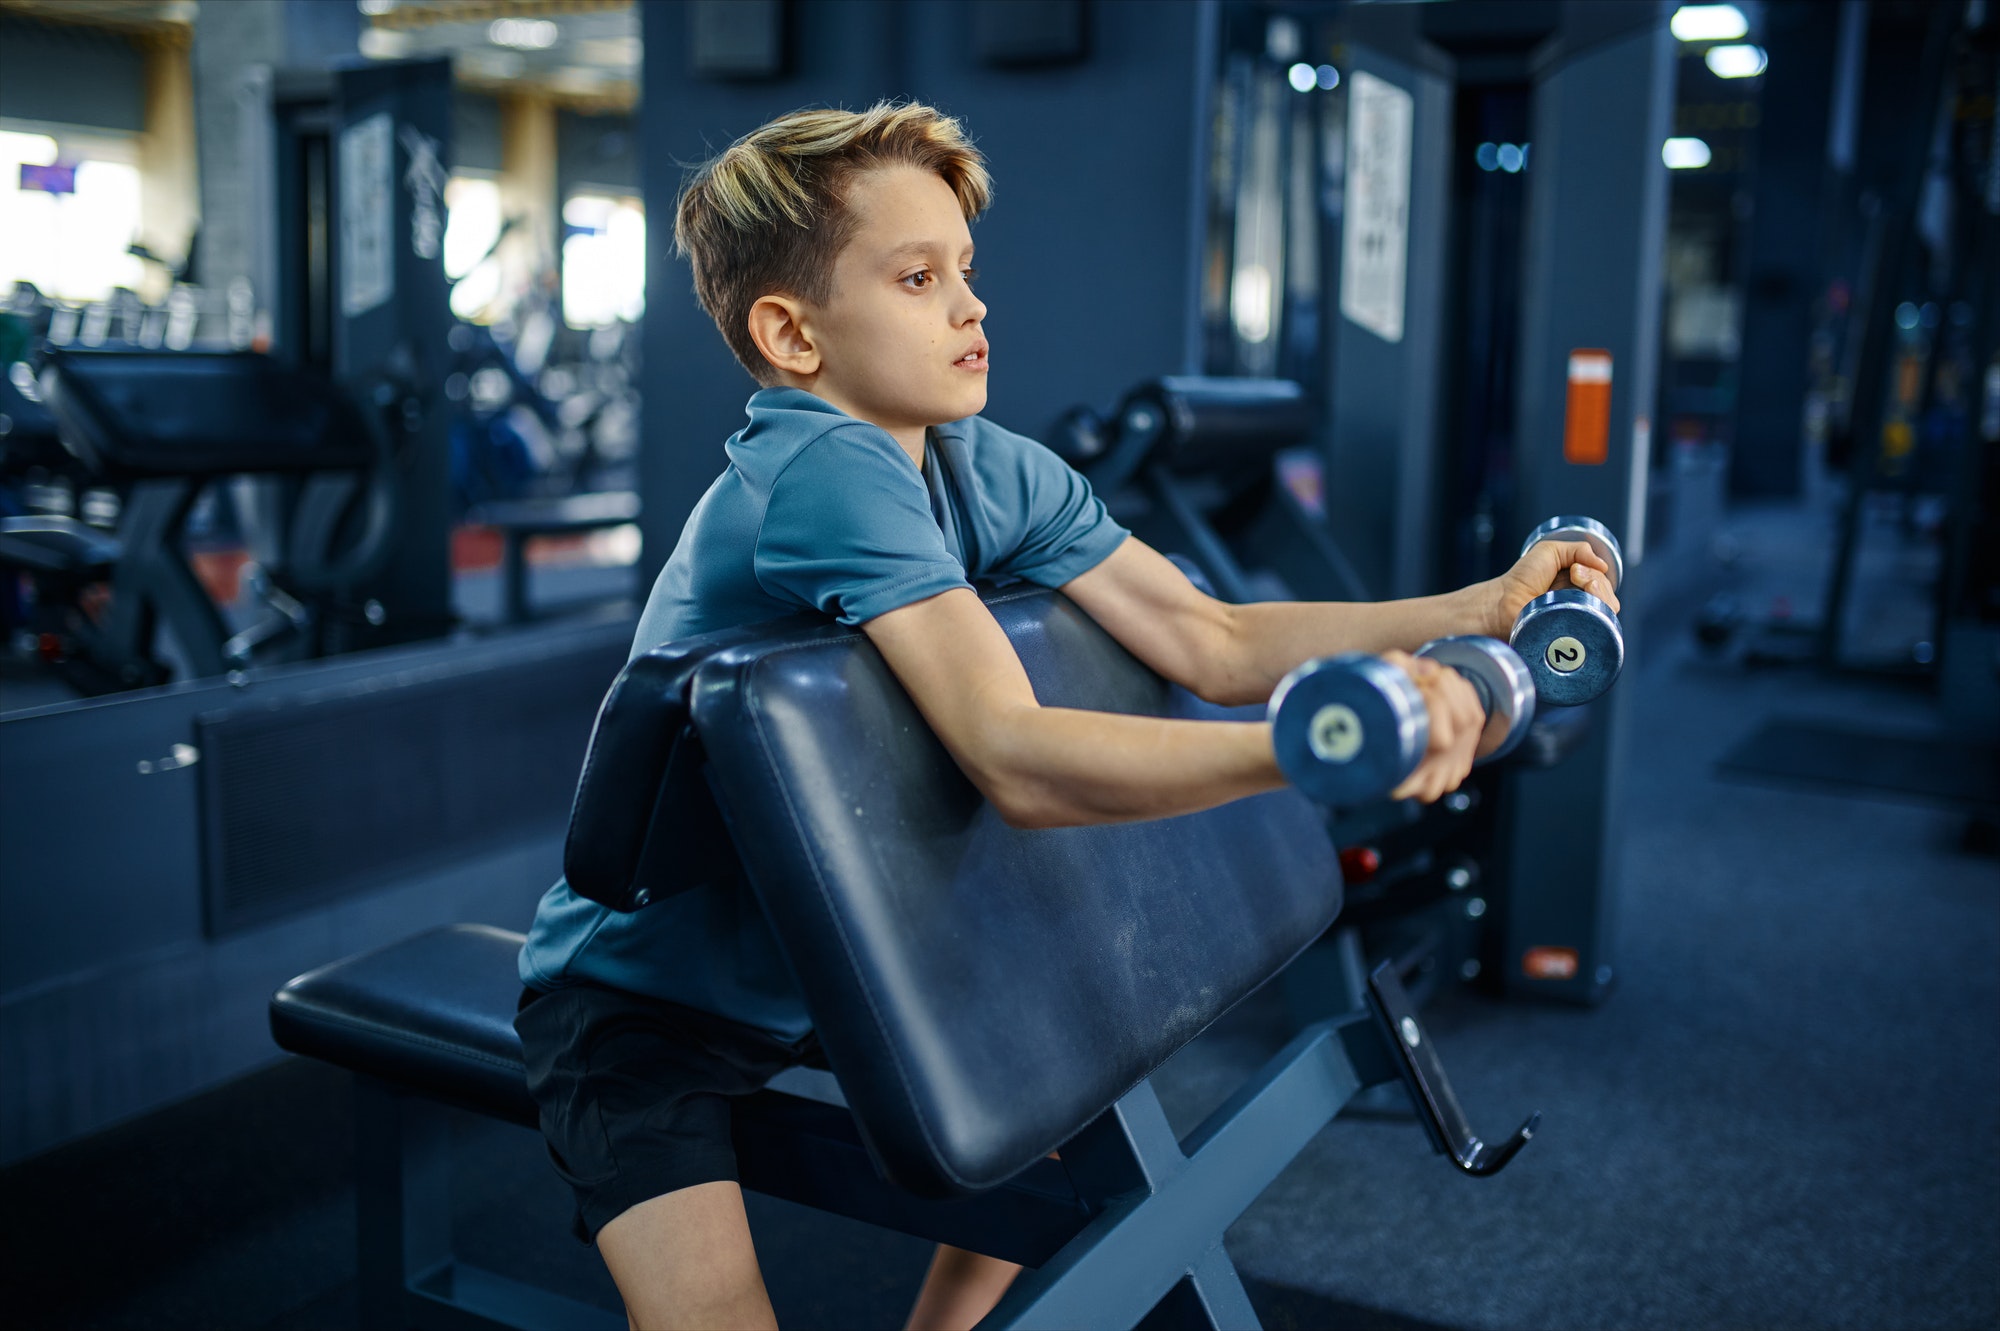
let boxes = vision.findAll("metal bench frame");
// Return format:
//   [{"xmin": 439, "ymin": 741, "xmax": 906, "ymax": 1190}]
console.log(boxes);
[{"xmin": 336, "ymin": 956, "xmax": 1519, "ymax": 1330}]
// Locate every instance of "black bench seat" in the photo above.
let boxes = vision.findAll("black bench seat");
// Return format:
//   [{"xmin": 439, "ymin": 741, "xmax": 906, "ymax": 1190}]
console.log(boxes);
[{"xmin": 271, "ymin": 924, "xmax": 1096, "ymax": 1271}]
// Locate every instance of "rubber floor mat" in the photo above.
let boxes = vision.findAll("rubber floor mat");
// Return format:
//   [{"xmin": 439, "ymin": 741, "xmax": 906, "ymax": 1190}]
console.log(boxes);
[{"xmin": 1718, "ymin": 718, "xmax": 2000, "ymax": 809}]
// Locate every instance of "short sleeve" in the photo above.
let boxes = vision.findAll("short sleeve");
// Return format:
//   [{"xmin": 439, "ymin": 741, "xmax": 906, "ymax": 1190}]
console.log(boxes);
[
  {"xmin": 979, "ymin": 423, "xmax": 1129, "ymax": 588},
  {"xmin": 757, "ymin": 426, "xmax": 973, "ymax": 625}
]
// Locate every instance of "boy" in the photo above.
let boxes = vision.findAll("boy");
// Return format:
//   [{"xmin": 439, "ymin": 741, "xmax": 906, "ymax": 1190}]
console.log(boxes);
[{"xmin": 516, "ymin": 102, "xmax": 1618, "ymax": 1330}]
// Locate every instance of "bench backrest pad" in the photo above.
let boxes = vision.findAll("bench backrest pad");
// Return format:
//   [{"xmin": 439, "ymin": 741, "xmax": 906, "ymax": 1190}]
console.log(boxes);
[{"xmin": 691, "ymin": 586, "xmax": 1341, "ymax": 1195}]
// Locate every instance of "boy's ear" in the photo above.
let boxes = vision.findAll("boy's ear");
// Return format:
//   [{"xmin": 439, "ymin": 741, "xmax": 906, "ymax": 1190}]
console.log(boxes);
[{"xmin": 747, "ymin": 294, "xmax": 820, "ymax": 377}]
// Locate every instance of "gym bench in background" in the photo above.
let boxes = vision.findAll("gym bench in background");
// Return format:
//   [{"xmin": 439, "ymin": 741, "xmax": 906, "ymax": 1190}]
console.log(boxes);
[
  {"xmin": 273, "ymin": 582, "xmax": 1534, "ymax": 1331},
  {"xmin": 462, "ymin": 489, "xmax": 639, "ymax": 626}
]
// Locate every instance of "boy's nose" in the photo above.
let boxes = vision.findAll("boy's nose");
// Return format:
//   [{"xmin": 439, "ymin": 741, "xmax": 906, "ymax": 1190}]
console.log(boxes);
[{"xmin": 956, "ymin": 283, "xmax": 987, "ymax": 325}]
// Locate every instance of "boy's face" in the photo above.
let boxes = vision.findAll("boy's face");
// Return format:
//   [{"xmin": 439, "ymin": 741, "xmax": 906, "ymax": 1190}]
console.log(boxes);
[{"xmin": 790, "ymin": 165, "xmax": 989, "ymax": 436}]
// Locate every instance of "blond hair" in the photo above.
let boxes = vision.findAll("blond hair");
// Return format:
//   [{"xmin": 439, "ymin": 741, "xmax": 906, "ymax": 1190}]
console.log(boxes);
[{"xmin": 673, "ymin": 102, "xmax": 992, "ymax": 381}]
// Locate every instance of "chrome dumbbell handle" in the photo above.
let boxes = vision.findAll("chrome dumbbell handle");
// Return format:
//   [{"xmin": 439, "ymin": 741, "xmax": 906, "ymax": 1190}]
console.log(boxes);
[
  {"xmin": 1414, "ymin": 636, "xmax": 1537, "ymax": 764},
  {"xmin": 1521, "ymin": 514, "xmax": 1624, "ymax": 592}
]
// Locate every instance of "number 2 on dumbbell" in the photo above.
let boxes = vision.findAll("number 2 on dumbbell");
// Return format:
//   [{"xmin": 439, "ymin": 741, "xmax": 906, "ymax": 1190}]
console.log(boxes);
[{"xmin": 1512, "ymin": 515, "xmax": 1625, "ymax": 706}]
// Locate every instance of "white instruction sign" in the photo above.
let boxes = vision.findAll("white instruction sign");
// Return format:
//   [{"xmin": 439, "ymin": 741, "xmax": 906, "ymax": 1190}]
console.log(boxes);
[
  {"xmin": 1340, "ymin": 71, "xmax": 1413, "ymax": 344},
  {"xmin": 340, "ymin": 112, "xmax": 395, "ymax": 318}
]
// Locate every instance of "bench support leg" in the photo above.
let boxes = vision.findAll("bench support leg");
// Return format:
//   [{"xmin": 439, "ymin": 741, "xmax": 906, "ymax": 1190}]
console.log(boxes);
[
  {"xmin": 502, "ymin": 535, "xmax": 531, "ymax": 625},
  {"xmin": 353, "ymin": 1077, "xmax": 624, "ymax": 1331},
  {"xmin": 357, "ymin": 1077, "xmax": 454, "ymax": 1328},
  {"xmin": 980, "ymin": 1012, "xmax": 1391, "ymax": 1331}
]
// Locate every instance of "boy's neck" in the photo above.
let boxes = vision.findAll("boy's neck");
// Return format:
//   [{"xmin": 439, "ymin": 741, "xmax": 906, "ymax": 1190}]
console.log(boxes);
[{"xmin": 776, "ymin": 377, "xmax": 928, "ymax": 469}]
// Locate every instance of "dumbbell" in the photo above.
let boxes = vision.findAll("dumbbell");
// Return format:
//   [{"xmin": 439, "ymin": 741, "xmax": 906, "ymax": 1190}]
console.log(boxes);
[
  {"xmin": 1510, "ymin": 515, "xmax": 1625, "ymax": 706},
  {"xmin": 1269, "ymin": 636, "xmax": 1537, "ymax": 806}
]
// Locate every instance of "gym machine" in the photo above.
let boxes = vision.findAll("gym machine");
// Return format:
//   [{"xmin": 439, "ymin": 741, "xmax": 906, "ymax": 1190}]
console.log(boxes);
[
  {"xmin": 1049, "ymin": 375, "xmax": 1367, "ymax": 605},
  {"xmin": 1727, "ymin": 0, "xmax": 1999, "ymax": 698},
  {"xmin": 260, "ymin": 55, "xmax": 457, "ymax": 651},
  {"xmin": 1303, "ymin": 2, "xmax": 1670, "ymax": 1004}
]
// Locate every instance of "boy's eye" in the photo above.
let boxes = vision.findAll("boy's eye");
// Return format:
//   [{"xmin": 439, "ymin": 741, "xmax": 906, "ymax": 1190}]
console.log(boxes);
[
  {"xmin": 963, "ymin": 267, "xmax": 979, "ymax": 284},
  {"xmin": 902, "ymin": 269, "xmax": 933, "ymax": 289}
]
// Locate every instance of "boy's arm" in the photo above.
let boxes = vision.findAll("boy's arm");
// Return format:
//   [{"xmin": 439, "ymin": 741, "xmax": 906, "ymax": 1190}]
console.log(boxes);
[
  {"xmin": 1059, "ymin": 538, "xmax": 1619, "ymax": 708},
  {"xmin": 861, "ymin": 587, "xmax": 1488, "ymax": 828}
]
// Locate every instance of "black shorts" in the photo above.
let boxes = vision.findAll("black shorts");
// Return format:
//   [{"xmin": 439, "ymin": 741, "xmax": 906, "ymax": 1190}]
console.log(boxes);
[{"xmin": 514, "ymin": 981, "xmax": 820, "ymax": 1243}]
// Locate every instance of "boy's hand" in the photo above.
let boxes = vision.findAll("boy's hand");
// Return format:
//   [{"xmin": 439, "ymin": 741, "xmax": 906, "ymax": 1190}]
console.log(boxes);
[
  {"xmin": 1382, "ymin": 650, "xmax": 1486, "ymax": 803},
  {"xmin": 1481, "ymin": 541, "xmax": 1621, "ymax": 639}
]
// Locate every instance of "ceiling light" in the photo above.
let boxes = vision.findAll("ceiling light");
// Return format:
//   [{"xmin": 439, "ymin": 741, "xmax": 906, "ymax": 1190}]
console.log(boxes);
[
  {"xmin": 459, "ymin": 49, "xmax": 526, "ymax": 80},
  {"xmin": 1662, "ymin": 137, "xmax": 1713, "ymax": 169},
  {"xmin": 1315, "ymin": 64, "xmax": 1339, "ymax": 90},
  {"xmin": 1287, "ymin": 63, "xmax": 1316, "ymax": 93},
  {"xmin": 1671, "ymin": 6, "xmax": 1749, "ymax": 42},
  {"xmin": 1704, "ymin": 44, "xmax": 1767, "ymax": 78},
  {"xmin": 550, "ymin": 66, "xmax": 608, "ymax": 96},
  {"xmin": 576, "ymin": 36, "xmax": 642, "ymax": 68},
  {"xmin": 490, "ymin": 18, "xmax": 559, "ymax": 51},
  {"xmin": 359, "ymin": 28, "xmax": 410, "ymax": 59}
]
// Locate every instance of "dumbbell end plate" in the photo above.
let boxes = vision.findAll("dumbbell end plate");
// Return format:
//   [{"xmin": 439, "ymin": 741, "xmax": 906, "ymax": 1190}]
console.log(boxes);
[
  {"xmin": 1511, "ymin": 589, "xmax": 1624, "ymax": 706},
  {"xmin": 1270, "ymin": 653, "xmax": 1428, "ymax": 806}
]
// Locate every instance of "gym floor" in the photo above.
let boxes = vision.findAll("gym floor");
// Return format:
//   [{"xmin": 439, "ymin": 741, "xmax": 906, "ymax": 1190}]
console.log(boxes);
[{"xmin": 3, "ymin": 497, "xmax": 1995, "ymax": 1331}]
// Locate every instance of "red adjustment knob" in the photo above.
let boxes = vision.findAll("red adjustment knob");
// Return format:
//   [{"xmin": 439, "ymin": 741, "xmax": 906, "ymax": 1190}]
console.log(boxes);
[{"xmin": 1339, "ymin": 845, "xmax": 1382, "ymax": 883}]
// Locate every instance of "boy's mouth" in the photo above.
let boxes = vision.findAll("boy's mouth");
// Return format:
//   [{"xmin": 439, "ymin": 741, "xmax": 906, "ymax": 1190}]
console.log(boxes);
[{"xmin": 954, "ymin": 340, "xmax": 989, "ymax": 372}]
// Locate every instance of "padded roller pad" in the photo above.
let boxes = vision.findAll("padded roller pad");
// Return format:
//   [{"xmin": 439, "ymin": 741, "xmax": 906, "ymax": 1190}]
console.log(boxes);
[
  {"xmin": 690, "ymin": 585, "xmax": 1343, "ymax": 1197},
  {"xmin": 1121, "ymin": 376, "xmax": 1313, "ymax": 476}
]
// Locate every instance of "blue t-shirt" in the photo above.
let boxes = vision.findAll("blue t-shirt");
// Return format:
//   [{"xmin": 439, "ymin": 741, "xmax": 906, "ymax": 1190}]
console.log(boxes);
[{"xmin": 518, "ymin": 387, "xmax": 1129, "ymax": 1038}]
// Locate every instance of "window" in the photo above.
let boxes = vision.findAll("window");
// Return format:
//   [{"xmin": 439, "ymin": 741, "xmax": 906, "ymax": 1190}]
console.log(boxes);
[
  {"xmin": 560, "ymin": 193, "xmax": 643, "ymax": 328},
  {"xmin": 444, "ymin": 174, "xmax": 504, "ymax": 321},
  {"xmin": 0, "ymin": 126, "xmax": 144, "ymax": 303}
]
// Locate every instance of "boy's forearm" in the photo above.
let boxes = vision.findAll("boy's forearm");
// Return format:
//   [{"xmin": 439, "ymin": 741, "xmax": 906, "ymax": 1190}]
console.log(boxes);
[
  {"xmin": 976, "ymin": 705, "xmax": 1283, "ymax": 829},
  {"xmin": 1208, "ymin": 583, "xmax": 1494, "ymax": 707}
]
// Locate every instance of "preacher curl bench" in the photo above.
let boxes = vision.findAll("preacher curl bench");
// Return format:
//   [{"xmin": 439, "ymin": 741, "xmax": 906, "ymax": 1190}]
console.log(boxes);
[{"xmin": 271, "ymin": 580, "xmax": 1535, "ymax": 1330}]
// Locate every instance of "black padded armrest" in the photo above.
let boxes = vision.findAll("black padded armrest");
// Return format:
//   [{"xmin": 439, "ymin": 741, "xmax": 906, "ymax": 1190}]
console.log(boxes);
[
  {"xmin": 40, "ymin": 349, "xmax": 377, "ymax": 479},
  {"xmin": 689, "ymin": 585, "xmax": 1344, "ymax": 1196},
  {"xmin": 269, "ymin": 923, "xmax": 537, "ymax": 1125},
  {"xmin": 562, "ymin": 610, "xmax": 822, "ymax": 911}
]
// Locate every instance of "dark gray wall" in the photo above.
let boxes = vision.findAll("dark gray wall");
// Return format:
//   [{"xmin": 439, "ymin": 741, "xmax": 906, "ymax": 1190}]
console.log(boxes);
[
  {"xmin": 0, "ymin": 15, "xmax": 146, "ymax": 133},
  {"xmin": 636, "ymin": 0, "xmax": 1214, "ymax": 585}
]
